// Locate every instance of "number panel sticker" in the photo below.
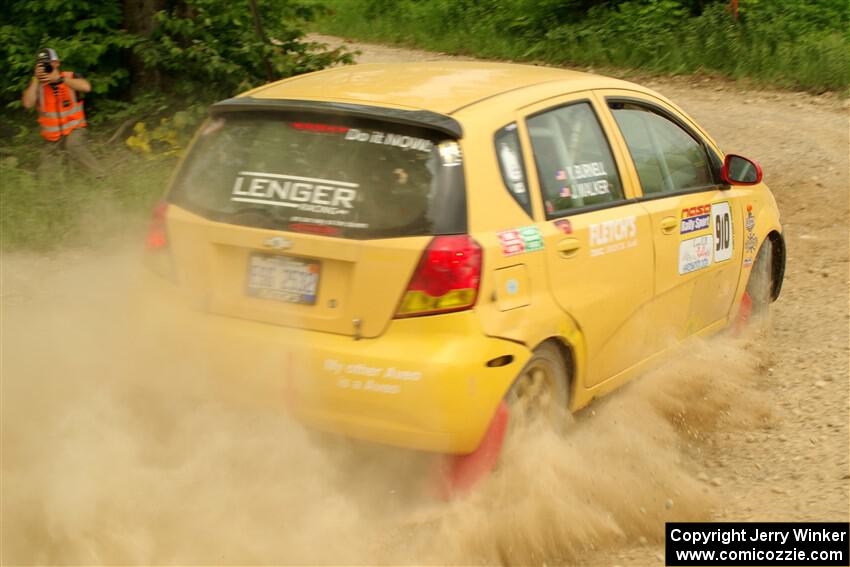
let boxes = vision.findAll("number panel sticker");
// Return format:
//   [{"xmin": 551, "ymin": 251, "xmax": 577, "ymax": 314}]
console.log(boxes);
[{"xmin": 712, "ymin": 201, "xmax": 733, "ymax": 262}]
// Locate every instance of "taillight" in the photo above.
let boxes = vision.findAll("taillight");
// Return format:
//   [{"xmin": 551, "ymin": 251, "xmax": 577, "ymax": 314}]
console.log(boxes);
[
  {"xmin": 396, "ymin": 235, "xmax": 482, "ymax": 318},
  {"xmin": 146, "ymin": 200, "xmax": 169, "ymax": 250}
]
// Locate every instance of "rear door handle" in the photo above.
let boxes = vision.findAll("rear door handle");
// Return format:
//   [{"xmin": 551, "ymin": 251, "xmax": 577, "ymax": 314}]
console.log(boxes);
[
  {"xmin": 660, "ymin": 216, "xmax": 678, "ymax": 234},
  {"xmin": 556, "ymin": 238, "xmax": 581, "ymax": 258}
]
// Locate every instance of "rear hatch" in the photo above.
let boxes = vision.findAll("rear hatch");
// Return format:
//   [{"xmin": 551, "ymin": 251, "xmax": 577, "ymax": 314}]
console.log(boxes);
[{"xmin": 165, "ymin": 101, "xmax": 467, "ymax": 338}]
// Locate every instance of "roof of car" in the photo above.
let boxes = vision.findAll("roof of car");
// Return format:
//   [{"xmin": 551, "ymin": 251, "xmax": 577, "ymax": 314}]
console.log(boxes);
[{"xmin": 243, "ymin": 62, "xmax": 639, "ymax": 115}]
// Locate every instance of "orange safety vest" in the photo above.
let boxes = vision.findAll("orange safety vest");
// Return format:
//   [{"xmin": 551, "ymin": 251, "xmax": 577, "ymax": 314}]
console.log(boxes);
[{"xmin": 36, "ymin": 71, "xmax": 87, "ymax": 142}]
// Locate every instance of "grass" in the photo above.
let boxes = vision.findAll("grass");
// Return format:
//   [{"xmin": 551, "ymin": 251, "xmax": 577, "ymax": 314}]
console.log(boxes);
[
  {"xmin": 0, "ymin": 150, "xmax": 174, "ymax": 252},
  {"xmin": 313, "ymin": 0, "xmax": 850, "ymax": 94}
]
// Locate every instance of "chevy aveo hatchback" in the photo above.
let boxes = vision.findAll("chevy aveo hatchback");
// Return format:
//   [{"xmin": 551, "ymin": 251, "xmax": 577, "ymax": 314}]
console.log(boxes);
[{"xmin": 147, "ymin": 62, "xmax": 785, "ymax": 483}]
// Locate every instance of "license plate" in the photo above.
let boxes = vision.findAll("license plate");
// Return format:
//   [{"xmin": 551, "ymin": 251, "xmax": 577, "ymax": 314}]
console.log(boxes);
[{"xmin": 246, "ymin": 254, "xmax": 320, "ymax": 305}]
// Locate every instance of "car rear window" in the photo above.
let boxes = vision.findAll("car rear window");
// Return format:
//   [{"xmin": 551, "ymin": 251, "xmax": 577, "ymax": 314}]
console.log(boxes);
[{"xmin": 168, "ymin": 111, "xmax": 467, "ymax": 239}]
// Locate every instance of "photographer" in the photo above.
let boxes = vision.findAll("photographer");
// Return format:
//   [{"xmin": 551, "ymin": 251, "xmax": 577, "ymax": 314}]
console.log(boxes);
[{"xmin": 21, "ymin": 48, "xmax": 103, "ymax": 177}]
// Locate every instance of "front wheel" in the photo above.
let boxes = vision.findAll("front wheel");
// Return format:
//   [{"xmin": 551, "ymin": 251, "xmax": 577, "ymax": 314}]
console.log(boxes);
[{"xmin": 738, "ymin": 239, "xmax": 773, "ymax": 332}]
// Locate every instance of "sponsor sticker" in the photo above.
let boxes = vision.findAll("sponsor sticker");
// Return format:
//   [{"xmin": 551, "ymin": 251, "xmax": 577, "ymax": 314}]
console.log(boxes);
[
  {"xmin": 520, "ymin": 226, "xmax": 544, "ymax": 252},
  {"xmin": 745, "ymin": 210, "xmax": 756, "ymax": 232},
  {"xmin": 679, "ymin": 234, "xmax": 713, "ymax": 274},
  {"xmin": 344, "ymin": 128, "xmax": 433, "ymax": 153},
  {"xmin": 681, "ymin": 204, "xmax": 711, "ymax": 234},
  {"xmin": 288, "ymin": 122, "xmax": 349, "ymax": 134},
  {"xmin": 290, "ymin": 216, "xmax": 368, "ymax": 229},
  {"xmin": 231, "ymin": 171, "xmax": 357, "ymax": 216},
  {"xmin": 682, "ymin": 204, "xmax": 711, "ymax": 217},
  {"xmin": 743, "ymin": 204, "xmax": 757, "ymax": 267},
  {"xmin": 439, "ymin": 141, "xmax": 463, "ymax": 167},
  {"xmin": 745, "ymin": 232, "xmax": 758, "ymax": 254},
  {"xmin": 553, "ymin": 218, "xmax": 573, "ymax": 235},
  {"xmin": 680, "ymin": 213, "xmax": 710, "ymax": 234},
  {"xmin": 325, "ymin": 358, "xmax": 422, "ymax": 396},
  {"xmin": 589, "ymin": 215, "xmax": 638, "ymax": 257},
  {"xmin": 497, "ymin": 226, "xmax": 545, "ymax": 256},
  {"xmin": 497, "ymin": 229, "xmax": 525, "ymax": 256}
]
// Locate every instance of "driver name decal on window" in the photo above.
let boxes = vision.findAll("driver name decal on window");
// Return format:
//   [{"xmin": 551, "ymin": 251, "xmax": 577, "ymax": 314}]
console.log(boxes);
[
  {"xmin": 231, "ymin": 171, "xmax": 358, "ymax": 216},
  {"xmin": 555, "ymin": 161, "xmax": 611, "ymax": 200}
]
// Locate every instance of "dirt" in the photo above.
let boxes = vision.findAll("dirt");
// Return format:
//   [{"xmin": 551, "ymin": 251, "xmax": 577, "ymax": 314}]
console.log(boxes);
[{"xmin": 2, "ymin": 36, "xmax": 848, "ymax": 565}]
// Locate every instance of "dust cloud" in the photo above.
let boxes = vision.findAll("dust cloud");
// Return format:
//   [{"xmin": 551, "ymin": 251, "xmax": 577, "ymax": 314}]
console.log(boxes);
[{"xmin": 2, "ymin": 242, "xmax": 772, "ymax": 565}]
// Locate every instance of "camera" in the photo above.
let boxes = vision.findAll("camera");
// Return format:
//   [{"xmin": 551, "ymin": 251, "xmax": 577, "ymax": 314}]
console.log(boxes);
[{"xmin": 37, "ymin": 55, "xmax": 53, "ymax": 74}]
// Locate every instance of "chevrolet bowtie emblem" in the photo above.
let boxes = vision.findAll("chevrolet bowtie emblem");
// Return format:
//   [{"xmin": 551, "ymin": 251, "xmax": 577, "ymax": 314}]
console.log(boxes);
[{"xmin": 263, "ymin": 236, "xmax": 293, "ymax": 250}]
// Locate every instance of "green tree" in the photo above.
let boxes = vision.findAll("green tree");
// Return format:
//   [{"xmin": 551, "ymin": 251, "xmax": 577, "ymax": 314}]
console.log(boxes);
[
  {"xmin": 1, "ymin": 0, "xmax": 352, "ymax": 124},
  {"xmin": 133, "ymin": 0, "xmax": 352, "ymax": 102}
]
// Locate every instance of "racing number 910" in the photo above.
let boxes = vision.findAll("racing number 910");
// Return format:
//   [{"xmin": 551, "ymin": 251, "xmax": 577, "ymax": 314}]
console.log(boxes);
[
  {"xmin": 712, "ymin": 202, "xmax": 733, "ymax": 262},
  {"xmin": 716, "ymin": 213, "xmax": 730, "ymax": 251}
]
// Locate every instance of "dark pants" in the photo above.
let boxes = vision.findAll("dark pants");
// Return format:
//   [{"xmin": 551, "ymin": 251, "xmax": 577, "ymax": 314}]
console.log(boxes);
[{"xmin": 39, "ymin": 128, "xmax": 103, "ymax": 178}]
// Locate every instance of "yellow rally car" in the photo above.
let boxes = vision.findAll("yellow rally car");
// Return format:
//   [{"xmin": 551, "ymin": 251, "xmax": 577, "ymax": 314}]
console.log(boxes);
[{"xmin": 146, "ymin": 62, "xmax": 784, "ymax": 488}]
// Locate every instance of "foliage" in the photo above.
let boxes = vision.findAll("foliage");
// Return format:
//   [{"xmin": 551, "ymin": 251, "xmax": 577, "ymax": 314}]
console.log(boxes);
[
  {"xmin": 0, "ymin": 0, "xmax": 137, "ymax": 109},
  {"xmin": 124, "ymin": 106, "xmax": 207, "ymax": 158},
  {"xmin": 0, "ymin": 153, "xmax": 172, "ymax": 251},
  {"xmin": 134, "ymin": 0, "xmax": 353, "ymax": 102},
  {"xmin": 317, "ymin": 0, "xmax": 850, "ymax": 92},
  {"xmin": 1, "ymin": 0, "xmax": 353, "ymax": 139}
]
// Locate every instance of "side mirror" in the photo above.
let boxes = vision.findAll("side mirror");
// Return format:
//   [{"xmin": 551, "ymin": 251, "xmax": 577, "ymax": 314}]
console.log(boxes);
[{"xmin": 721, "ymin": 154, "xmax": 763, "ymax": 186}]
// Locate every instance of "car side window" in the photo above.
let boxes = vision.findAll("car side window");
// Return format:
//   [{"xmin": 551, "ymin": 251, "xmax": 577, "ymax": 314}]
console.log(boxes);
[
  {"xmin": 526, "ymin": 102, "xmax": 624, "ymax": 218},
  {"xmin": 610, "ymin": 102, "xmax": 714, "ymax": 195},
  {"xmin": 494, "ymin": 123, "xmax": 532, "ymax": 216}
]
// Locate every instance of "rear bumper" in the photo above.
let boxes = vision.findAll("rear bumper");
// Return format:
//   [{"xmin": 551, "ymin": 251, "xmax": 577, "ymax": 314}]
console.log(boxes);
[{"xmin": 144, "ymin": 271, "xmax": 529, "ymax": 453}]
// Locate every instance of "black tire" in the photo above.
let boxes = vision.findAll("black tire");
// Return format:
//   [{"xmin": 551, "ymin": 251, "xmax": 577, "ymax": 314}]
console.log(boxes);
[
  {"xmin": 746, "ymin": 239, "xmax": 773, "ymax": 326},
  {"xmin": 506, "ymin": 342, "xmax": 570, "ymax": 429}
]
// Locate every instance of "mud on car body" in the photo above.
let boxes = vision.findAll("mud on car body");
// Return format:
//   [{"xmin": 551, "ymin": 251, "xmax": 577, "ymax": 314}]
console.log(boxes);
[{"xmin": 145, "ymin": 62, "xmax": 785, "ymax": 484}]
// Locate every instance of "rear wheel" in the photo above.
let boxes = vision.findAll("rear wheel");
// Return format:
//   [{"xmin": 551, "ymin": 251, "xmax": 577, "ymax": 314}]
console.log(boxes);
[
  {"xmin": 438, "ymin": 342, "xmax": 570, "ymax": 497},
  {"xmin": 507, "ymin": 342, "xmax": 570, "ymax": 430}
]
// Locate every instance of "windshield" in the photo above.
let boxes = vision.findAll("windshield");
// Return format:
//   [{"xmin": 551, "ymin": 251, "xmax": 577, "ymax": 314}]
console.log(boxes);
[{"xmin": 169, "ymin": 111, "xmax": 467, "ymax": 239}]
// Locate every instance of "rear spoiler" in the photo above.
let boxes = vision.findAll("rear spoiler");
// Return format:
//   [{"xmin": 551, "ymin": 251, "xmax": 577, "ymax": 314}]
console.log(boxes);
[{"xmin": 210, "ymin": 97, "xmax": 464, "ymax": 139}]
